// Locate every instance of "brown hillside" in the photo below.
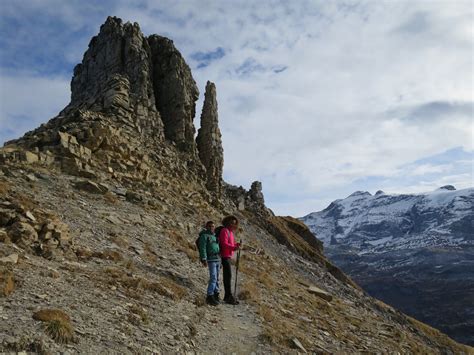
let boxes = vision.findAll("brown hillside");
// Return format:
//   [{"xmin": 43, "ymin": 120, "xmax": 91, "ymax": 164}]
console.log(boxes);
[{"xmin": 0, "ymin": 16, "xmax": 472, "ymax": 354}]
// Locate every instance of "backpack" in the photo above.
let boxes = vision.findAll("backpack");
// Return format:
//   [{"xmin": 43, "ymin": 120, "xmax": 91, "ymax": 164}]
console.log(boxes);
[{"xmin": 214, "ymin": 226, "xmax": 224, "ymax": 244}]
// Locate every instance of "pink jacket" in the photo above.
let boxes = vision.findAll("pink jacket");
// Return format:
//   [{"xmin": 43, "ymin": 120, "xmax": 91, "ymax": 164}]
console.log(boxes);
[{"xmin": 218, "ymin": 227, "xmax": 239, "ymax": 258}]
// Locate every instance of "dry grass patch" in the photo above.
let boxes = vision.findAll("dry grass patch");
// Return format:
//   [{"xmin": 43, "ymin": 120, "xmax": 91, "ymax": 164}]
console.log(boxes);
[
  {"xmin": 238, "ymin": 281, "xmax": 260, "ymax": 301},
  {"xmin": 256, "ymin": 270, "xmax": 275, "ymax": 288},
  {"xmin": 43, "ymin": 320, "xmax": 74, "ymax": 343},
  {"xmin": 109, "ymin": 234, "xmax": 129, "ymax": 248},
  {"xmin": 128, "ymin": 304, "xmax": 148, "ymax": 325},
  {"xmin": 122, "ymin": 258, "xmax": 136, "ymax": 271},
  {"xmin": 0, "ymin": 268, "xmax": 15, "ymax": 297},
  {"xmin": 258, "ymin": 304, "xmax": 275, "ymax": 322},
  {"xmin": 14, "ymin": 193, "xmax": 38, "ymax": 212},
  {"xmin": 406, "ymin": 315, "xmax": 473, "ymax": 353},
  {"xmin": 104, "ymin": 191, "xmax": 120, "ymax": 205},
  {"xmin": 103, "ymin": 267, "xmax": 187, "ymax": 301},
  {"xmin": 143, "ymin": 243, "xmax": 158, "ymax": 264},
  {"xmin": 0, "ymin": 180, "xmax": 10, "ymax": 195},
  {"xmin": 94, "ymin": 249, "xmax": 123, "ymax": 262},
  {"xmin": 74, "ymin": 247, "xmax": 94, "ymax": 260},
  {"xmin": 169, "ymin": 230, "xmax": 198, "ymax": 262},
  {"xmin": 33, "ymin": 309, "xmax": 71, "ymax": 323},
  {"xmin": 193, "ymin": 295, "xmax": 206, "ymax": 307},
  {"xmin": 260, "ymin": 315, "xmax": 311, "ymax": 351},
  {"xmin": 33, "ymin": 309, "xmax": 74, "ymax": 344},
  {"xmin": 75, "ymin": 247, "xmax": 123, "ymax": 262}
]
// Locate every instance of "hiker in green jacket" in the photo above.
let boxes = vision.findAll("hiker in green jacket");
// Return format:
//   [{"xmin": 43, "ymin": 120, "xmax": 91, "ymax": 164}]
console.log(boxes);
[{"xmin": 198, "ymin": 221, "xmax": 221, "ymax": 306}]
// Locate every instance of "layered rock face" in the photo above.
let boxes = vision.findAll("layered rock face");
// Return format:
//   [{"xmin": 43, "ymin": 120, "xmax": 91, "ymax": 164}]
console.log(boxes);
[
  {"xmin": 148, "ymin": 35, "xmax": 199, "ymax": 151},
  {"xmin": 67, "ymin": 17, "xmax": 163, "ymax": 140},
  {"xmin": 0, "ymin": 16, "xmax": 472, "ymax": 354},
  {"xmin": 196, "ymin": 81, "xmax": 223, "ymax": 198},
  {"xmin": 224, "ymin": 180, "xmax": 273, "ymax": 218},
  {"xmin": 1, "ymin": 16, "xmax": 219, "ymax": 196},
  {"xmin": 249, "ymin": 181, "xmax": 265, "ymax": 206}
]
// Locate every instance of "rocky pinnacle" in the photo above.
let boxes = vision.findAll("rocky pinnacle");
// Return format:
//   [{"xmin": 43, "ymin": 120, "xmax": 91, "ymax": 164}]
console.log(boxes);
[
  {"xmin": 68, "ymin": 16, "xmax": 200, "ymax": 151},
  {"xmin": 148, "ymin": 35, "xmax": 199, "ymax": 152},
  {"xmin": 196, "ymin": 81, "xmax": 224, "ymax": 198},
  {"xmin": 68, "ymin": 16, "xmax": 164, "ymax": 140}
]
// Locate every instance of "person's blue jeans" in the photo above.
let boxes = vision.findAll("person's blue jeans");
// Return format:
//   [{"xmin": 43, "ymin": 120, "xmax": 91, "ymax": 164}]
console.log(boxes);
[{"xmin": 207, "ymin": 260, "xmax": 220, "ymax": 296}]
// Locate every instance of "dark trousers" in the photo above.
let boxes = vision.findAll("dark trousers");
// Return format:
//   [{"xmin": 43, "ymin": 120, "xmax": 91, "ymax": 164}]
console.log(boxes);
[{"xmin": 221, "ymin": 257, "xmax": 232, "ymax": 298}]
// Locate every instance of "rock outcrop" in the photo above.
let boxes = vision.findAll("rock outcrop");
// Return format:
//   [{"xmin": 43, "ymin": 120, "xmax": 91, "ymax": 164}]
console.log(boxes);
[
  {"xmin": 148, "ymin": 35, "xmax": 199, "ymax": 151},
  {"xmin": 249, "ymin": 181, "xmax": 265, "ymax": 206},
  {"xmin": 224, "ymin": 181, "xmax": 272, "ymax": 217},
  {"xmin": 196, "ymin": 81, "xmax": 223, "ymax": 198},
  {"xmin": 1, "ymin": 16, "xmax": 208, "ymax": 192},
  {"xmin": 67, "ymin": 16, "xmax": 164, "ymax": 141},
  {"xmin": 0, "ymin": 16, "xmax": 472, "ymax": 354}
]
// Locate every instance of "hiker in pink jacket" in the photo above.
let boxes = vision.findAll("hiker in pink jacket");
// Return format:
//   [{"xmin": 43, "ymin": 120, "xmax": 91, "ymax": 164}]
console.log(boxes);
[{"xmin": 218, "ymin": 215, "xmax": 241, "ymax": 305}]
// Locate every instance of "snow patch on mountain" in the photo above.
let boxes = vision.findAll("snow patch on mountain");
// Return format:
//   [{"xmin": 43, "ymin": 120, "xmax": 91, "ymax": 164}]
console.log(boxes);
[{"xmin": 301, "ymin": 186, "xmax": 474, "ymax": 253}]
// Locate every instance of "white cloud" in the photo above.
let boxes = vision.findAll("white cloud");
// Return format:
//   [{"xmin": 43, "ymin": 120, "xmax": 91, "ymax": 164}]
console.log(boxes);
[
  {"xmin": 0, "ymin": 72, "xmax": 70, "ymax": 143},
  {"xmin": 0, "ymin": 0, "xmax": 472, "ymax": 216}
]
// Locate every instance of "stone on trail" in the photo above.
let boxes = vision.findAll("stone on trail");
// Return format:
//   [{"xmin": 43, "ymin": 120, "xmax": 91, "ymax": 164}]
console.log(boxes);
[
  {"xmin": 307, "ymin": 285, "xmax": 333, "ymax": 302},
  {"xmin": 74, "ymin": 180, "xmax": 106, "ymax": 194},
  {"xmin": 292, "ymin": 338, "xmax": 307, "ymax": 353},
  {"xmin": 0, "ymin": 254, "xmax": 19, "ymax": 264}
]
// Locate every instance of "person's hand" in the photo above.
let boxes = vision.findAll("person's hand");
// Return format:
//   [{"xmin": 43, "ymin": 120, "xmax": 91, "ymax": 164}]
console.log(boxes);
[
  {"xmin": 201, "ymin": 260, "xmax": 208, "ymax": 267},
  {"xmin": 235, "ymin": 243, "xmax": 241, "ymax": 250}
]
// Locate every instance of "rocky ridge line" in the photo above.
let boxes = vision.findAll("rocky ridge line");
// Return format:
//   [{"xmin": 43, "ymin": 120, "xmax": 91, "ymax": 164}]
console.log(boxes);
[{"xmin": 0, "ymin": 16, "xmax": 472, "ymax": 354}]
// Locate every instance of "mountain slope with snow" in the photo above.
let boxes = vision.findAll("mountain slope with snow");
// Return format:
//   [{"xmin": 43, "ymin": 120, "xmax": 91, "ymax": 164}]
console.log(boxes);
[
  {"xmin": 302, "ymin": 186, "xmax": 473, "ymax": 252},
  {"xmin": 301, "ymin": 186, "xmax": 474, "ymax": 346}
]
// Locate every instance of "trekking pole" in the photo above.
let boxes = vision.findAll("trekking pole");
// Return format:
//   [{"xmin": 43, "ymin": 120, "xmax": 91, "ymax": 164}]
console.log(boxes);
[{"xmin": 234, "ymin": 239, "xmax": 242, "ymax": 300}]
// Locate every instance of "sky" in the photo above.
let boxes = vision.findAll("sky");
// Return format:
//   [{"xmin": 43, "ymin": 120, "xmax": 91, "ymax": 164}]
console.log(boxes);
[{"xmin": 0, "ymin": 0, "xmax": 473, "ymax": 216}]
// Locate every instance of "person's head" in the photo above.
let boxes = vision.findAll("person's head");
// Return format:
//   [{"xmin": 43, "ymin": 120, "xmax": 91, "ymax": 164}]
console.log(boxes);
[
  {"xmin": 222, "ymin": 215, "xmax": 239, "ymax": 231},
  {"xmin": 205, "ymin": 221, "xmax": 215, "ymax": 233}
]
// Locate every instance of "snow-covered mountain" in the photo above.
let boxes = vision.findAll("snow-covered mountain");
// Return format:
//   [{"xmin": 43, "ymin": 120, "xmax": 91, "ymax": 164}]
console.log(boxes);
[
  {"xmin": 301, "ymin": 185, "xmax": 474, "ymax": 346},
  {"xmin": 301, "ymin": 185, "xmax": 473, "ymax": 253}
]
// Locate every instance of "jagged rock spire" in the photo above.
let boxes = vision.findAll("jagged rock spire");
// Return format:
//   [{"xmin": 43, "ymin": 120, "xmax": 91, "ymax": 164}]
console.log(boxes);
[
  {"xmin": 68, "ymin": 16, "xmax": 164, "ymax": 139},
  {"xmin": 148, "ymin": 35, "xmax": 199, "ymax": 151},
  {"xmin": 2, "ymin": 17, "xmax": 219, "ymax": 186},
  {"xmin": 249, "ymin": 181, "xmax": 265, "ymax": 205},
  {"xmin": 196, "ymin": 81, "xmax": 224, "ymax": 198},
  {"xmin": 68, "ymin": 16, "xmax": 200, "ymax": 151}
]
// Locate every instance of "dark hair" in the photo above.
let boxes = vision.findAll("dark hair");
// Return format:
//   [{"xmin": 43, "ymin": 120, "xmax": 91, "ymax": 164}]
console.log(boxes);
[
  {"xmin": 205, "ymin": 221, "xmax": 215, "ymax": 228},
  {"xmin": 222, "ymin": 215, "xmax": 238, "ymax": 227}
]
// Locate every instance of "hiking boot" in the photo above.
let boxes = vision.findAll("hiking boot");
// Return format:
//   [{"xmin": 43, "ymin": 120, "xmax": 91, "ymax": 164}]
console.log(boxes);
[
  {"xmin": 213, "ymin": 292, "xmax": 221, "ymax": 303},
  {"xmin": 224, "ymin": 295, "xmax": 239, "ymax": 305},
  {"xmin": 206, "ymin": 295, "xmax": 219, "ymax": 306}
]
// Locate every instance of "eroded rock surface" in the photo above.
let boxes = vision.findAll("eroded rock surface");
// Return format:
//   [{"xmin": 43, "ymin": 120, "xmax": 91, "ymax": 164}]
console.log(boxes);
[
  {"xmin": 148, "ymin": 35, "xmax": 199, "ymax": 151},
  {"xmin": 0, "ymin": 15, "xmax": 471, "ymax": 354},
  {"xmin": 196, "ymin": 81, "xmax": 223, "ymax": 198}
]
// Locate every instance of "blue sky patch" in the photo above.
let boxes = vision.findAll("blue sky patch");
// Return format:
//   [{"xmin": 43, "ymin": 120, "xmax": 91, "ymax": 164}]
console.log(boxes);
[
  {"xmin": 273, "ymin": 65, "xmax": 288, "ymax": 73},
  {"xmin": 190, "ymin": 47, "xmax": 225, "ymax": 68},
  {"xmin": 235, "ymin": 58, "xmax": 265, "ymax": 76}
]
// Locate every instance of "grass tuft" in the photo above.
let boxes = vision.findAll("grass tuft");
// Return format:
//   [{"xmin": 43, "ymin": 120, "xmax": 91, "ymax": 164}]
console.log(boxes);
[
  {"xmin": 104, "ymin": 191, "xmax": 119, "ymax": 205},
  {"xmin": 238, "ymin": 281, "xmax": 260, "ymax": 301},
  {"xmin": 33, "ymin": 309, "xmax": 74, "ymax": 344},
  {"xmin": 0, "ymin": 180, "xmax": 10, "ymax": 194},
  {"xmin": 43, "ymin": 319, "xmax": 74, "ymax": 343}
]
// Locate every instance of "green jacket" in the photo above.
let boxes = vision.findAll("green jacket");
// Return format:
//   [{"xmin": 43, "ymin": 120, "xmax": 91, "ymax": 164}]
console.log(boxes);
[{"xmin": 198, "ymin": 229, "xmax": 220, "ymax": 262}]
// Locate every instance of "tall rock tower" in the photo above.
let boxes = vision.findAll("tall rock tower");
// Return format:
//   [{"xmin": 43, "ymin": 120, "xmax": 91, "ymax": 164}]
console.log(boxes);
[
  {"xmin": 148, "ymin": 35, "xmax": 199, "ymax": 152},
  {"xmin": 196, "ymin": 81, "xmax": 224, "ymax": 199},
  {"xmin": 67, "ymin": 16, "xmax": 164, "ymax": 140},
  {"xmin": 1, "ymin": 16, "xmax": 216, "ymax": 189}
]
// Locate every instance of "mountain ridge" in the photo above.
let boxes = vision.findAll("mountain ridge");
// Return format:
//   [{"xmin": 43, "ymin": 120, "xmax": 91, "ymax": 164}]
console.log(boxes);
[
  {"xmin": 301, "ymin": 186, "xmax": 474, "ymax": 345},
  {"xmin": 0, "ymin": 16, "xmax": 472, "ymax": 353}
]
